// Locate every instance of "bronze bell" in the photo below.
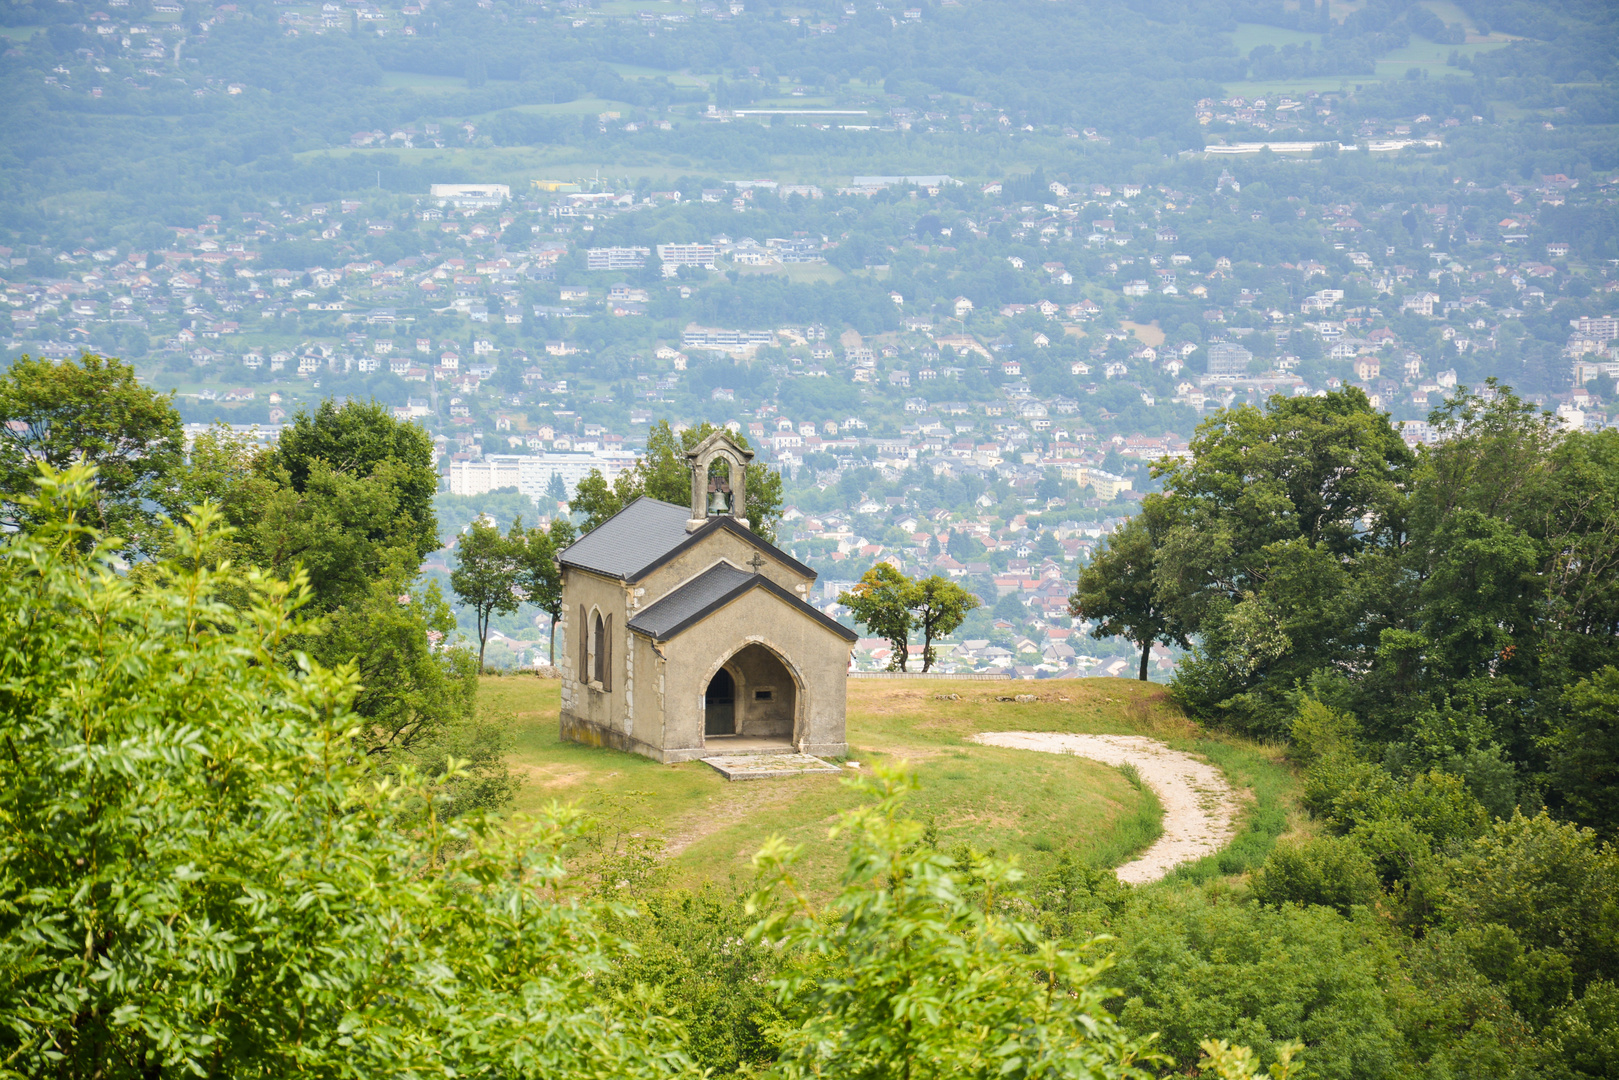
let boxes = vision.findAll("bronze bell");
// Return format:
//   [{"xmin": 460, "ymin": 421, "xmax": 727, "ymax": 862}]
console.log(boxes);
[{"xmin": 707, "ymin": 476, "xmax": 732, "ymax": 515}]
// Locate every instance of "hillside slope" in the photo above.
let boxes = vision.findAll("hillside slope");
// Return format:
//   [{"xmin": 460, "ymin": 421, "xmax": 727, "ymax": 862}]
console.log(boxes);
[{"xmin": 484, "ymin": 675, "xmax": 1295, "ymax": 894}]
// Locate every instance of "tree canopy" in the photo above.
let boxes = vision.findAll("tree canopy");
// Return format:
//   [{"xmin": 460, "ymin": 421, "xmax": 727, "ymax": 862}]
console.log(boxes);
[
  {"xmin": 0, "ymin": 353, "xmax": 183, "ymax": 556},
  {"xmin": 1152, "ymin": 383, "xmax": 1619, "ymax": 836}
]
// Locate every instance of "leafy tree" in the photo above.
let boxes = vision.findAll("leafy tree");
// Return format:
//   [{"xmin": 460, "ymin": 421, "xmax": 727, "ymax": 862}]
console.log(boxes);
[
  {"xmin": 1545, "ymin": 667, "xmax": 1619, "ymax": 837},
  {"xmin": 266, "ymin": 457, "xmax": 418, "ymax": 604},
  {"xmin": 0, "ymin": 352, "xmax": 183, "ymax": 555},
  {"xmin": 1151, "ymin": 388, "xmax": 1414, "ymax": 731},
  {"xmin": 303, "ymin": 564, "xmax": 502, "ymax": 817},
  {"xmin": 450, "ymin": 517, "xmax": 522, "ymax": 669},
  {"xmin": 910, "ymin": 574, "xmax": 982, "ymax": 671},
  {"xmin": 0, "ymin": 466, "xmax": 701, "ymax": 1079},
  {"xmin": 572, "ymin": 421, "xmax": 782, "ymax": 541},
  {"xmin": 1440, "ymin": 811, "xmax": 1619, "ymax": 991},
  {"xmin": 1070, "ymin": 498, "xmax": 1188, "ymax": 681},
  {"xmin": 546, "ymin": 470, "xmax": 569, "ymax": 504},
  {"xmin": 839, "ymin": 563, "xmax": 915, "ymax": 671},
  {"xmin": 267, "ymin": 399, "xmax": 439, "ymax": 563},
  {"xmin": 748, "ymin": 767, "xmax": 1171, "ymax": 1080},
  {"xmin": 517, "ymin": 516, "xmax": 578, "ymax": 665},
  {"xmin": 1249, "ymin": 835, "xmax": 1380, "ymax": 915}
]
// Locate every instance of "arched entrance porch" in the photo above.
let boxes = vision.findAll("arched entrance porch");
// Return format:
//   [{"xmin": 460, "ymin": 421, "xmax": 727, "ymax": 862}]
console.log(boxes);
[{"xmin": 700, "ymin": 642, "xmax": 802, "ymax": 749}]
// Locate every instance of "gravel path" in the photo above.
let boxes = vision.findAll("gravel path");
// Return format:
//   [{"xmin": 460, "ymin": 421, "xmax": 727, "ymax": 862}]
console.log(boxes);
[{"xmin": 970, "ymin": 732, "xmax": 1239, "ymax": 884}]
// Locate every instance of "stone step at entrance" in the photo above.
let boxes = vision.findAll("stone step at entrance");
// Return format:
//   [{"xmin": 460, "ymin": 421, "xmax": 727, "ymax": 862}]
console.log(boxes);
[
  {"xmin": 698, "ymin": 736, "xmax": 797, "ymax": 756},
  {"xmin": 701, "ymin": 753, "xmax": 844, "ymax": 781}
]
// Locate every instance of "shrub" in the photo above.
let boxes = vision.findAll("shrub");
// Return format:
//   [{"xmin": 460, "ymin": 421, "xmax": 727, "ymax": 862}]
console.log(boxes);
[{"xmin": 1250, "ymin": 836, "xmax": 1381, "ymax": 915}]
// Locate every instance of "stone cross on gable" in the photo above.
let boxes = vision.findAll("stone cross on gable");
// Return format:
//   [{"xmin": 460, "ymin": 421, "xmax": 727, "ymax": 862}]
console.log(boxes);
[{"xmin": 747, "ymin": 552, "xmax": 766, "ymax": 573}]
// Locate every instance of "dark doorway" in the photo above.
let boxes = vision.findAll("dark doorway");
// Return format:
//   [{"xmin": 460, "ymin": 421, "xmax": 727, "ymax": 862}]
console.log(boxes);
[{"xmin": 704, "ymin": 668, "xmax": 736, "ymax": 737}]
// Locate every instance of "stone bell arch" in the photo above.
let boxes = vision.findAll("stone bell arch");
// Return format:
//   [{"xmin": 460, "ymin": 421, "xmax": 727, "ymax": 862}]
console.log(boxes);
[{"xmin": 685, "ymin": 429, "xmax": 755, "ymax": 533}]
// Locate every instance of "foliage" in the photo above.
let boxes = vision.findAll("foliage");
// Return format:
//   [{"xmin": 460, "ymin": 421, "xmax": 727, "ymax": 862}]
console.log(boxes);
[
  {"xmin": 300, "ymin": 564, "xmax": 503, "ymax": 818},
  {"xmin": 1249, "ymin": 835, "xmax": 1380, "ymax": 916},
  {"xmin": 1544, "ymin": 666, "xmax": 1619, "ymax": 838},
  {"xmin": 840, "ymin": 564, "xmax": 983, "ymax": 672},
  {"xmin": 1151, "ymin": 385, "xmax": 1619, "ymax": 845},
  {"xmin": 0, "ymin": 466, "xmax": 701, "ymax": 1080},
  {"xmin": 598, "ymin": 884, "xmax": 787, "ymax": 1075},
  {"xmin": 1070, "ymin": 496, "xmax": 1188, "ymax": 681},
  {"xmin": 839, "ymin": 562, "xmax": 917, "ymax": 671},
  {"xmin": 0, "ymin": 480, "xmax": 1293, "ymax": 1077},
  {"xmin": 516, "ymin": 516, "xmax": 577, "ymax": 665},
  {"xmin": 1438, "ymin": 811, "xmax": 1619, "ymax": 991},
  {"xmin": 450, "ymin": 515, "xmax": 523, "ymax": 668},
  {"xmin": 910, "ymin": 574, "xmax": 982, "ymax": 672},
  {"xmin": 238, "ymin": 454, "xmax": 435, "ymax": 613},
  {"xmin": 266, "ymin": 398, "xmax": 440, "ymax": 564},
  {"xmin": 1288, "ymin": 697, "xmax": 1359, "ymax": 769},
  {"xmin": 747, "ymin": 766, "xmax": 1168, "ymax": 1080},
  {"xmin": 1156, "ymin": 388, "xmax": 1414, "ymax": 730},
  {"xmin": 572, "ymin": 420, "xmax": 782, "ymax": 541},
  {"xmin": 0, "ymin": 352, "xmax": 183, "ymax": 557}
]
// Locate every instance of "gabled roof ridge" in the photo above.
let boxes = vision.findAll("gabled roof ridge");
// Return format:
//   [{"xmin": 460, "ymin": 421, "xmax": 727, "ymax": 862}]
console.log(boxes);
[{"xmin": 628, "ymin": 563, "xmax": 856, "ymax": 643}]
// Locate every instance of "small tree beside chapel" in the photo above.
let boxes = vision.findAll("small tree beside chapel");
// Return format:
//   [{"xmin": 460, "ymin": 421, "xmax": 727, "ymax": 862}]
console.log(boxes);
[{"xmin": 840, "ymin": 565, "xmax": 981, "ymax": 672}]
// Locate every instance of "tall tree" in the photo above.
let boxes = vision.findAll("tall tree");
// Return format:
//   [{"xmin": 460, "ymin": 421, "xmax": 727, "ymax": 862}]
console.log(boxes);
[
  {"xmin": 1070, "ymin": 500, "xmax": 1188, "ymax": 681},
  {"xmin": 267, "ymin": 399, "xmax": 439, "ymax": 563},
  {"xmin": 165, "ymin": 425, "xmax": 502, "ymax": 807},
  {"xmin": 840, "ymin": 563, "xmax": 916, "ymax": 672},
  {"xmin": 1151, "ymin": 388, "xmax": 1414, "ymax": 729},
  {"xmin": 910, "ymin": 575, "xmax": 981, "ymax": 672},
  {"xmin": 572, "ymin": 421, "xmax": 783, "ymax": 541},
  {"xmin": 516, "ymin": 516, "xmax": 577, "ymax": 665},
  {"xmin": 450, "ymin": 517, "xmax": 521, "ymax": 669},
  {"xmin": 0, "ymin": 352, "xmax": 183, "ymax": 555}
]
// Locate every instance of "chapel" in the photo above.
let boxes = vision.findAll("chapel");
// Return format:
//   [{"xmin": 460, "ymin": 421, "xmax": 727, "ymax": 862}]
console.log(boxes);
[{"xmin": 556, "ymin": 431, "xmax": 855, "ymax": 762}]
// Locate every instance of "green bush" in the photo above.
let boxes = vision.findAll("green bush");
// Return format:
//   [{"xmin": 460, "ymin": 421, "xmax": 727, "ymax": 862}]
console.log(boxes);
[
  {"xmin": 0, "ymin": 467, "xmax": 700, "ymax": 1078},
  {"xmin": 1250, "ymin": 836, "xmax": 1381, "ymax": 915}
]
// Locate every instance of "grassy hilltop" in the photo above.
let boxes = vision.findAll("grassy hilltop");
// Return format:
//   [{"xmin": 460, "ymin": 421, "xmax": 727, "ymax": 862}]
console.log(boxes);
[{"xmin": 482, "ymin": 674, "xmax": 1296, "ymax": 895}]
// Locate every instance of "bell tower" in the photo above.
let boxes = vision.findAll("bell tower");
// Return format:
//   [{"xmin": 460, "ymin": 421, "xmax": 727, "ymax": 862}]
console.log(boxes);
[{"xmin": 685, "ymin": 429, "xmax": 755, "ymax": 532}]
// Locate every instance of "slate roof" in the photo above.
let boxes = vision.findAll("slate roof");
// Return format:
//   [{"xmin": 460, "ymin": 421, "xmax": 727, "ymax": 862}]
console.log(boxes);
[
  {"xmin": 629, "ymin": 561, "xmax": 857, "ymax": 643},
  {"xmin": 627, "ymin": 562, "xmax": 752, "ymax": 638},
  {"xmin": 559, "ymin": 496, "xmax": 816, "ymax": 582},
  {"xmin": 557, "ymin": 496, "xmax": 692, "ymax": 579}
]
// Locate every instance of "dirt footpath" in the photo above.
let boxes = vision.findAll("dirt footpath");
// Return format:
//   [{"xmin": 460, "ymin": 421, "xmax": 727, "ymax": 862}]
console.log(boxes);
[{"xmin": 970, "ymin": 732, "xmax": 1239, "ymax": 884}]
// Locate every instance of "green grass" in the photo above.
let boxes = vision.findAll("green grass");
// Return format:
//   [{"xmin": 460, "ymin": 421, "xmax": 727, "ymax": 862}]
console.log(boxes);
[
  {"xmin": 0, "ymin": 26, "xmax": 42, "ymax": 41},
  {"xmin": 601, "ymin": 61, "xmax": 712, "ymax": 87},
  {"xmin": 1220, "ymin": 13, "xmax": 1517, "ymax": 97},
  {"xmin": 481, "ymin": 675, "xmax": 1300, "ymax": 898},
  {"xmin": 1228, "ymin": 22, "xmax": 1323, "ymax": 55},
  {"xmin": 379, "ymin": 71, "xmax": 480, "ymax": 92},
  {"xmin": 497, "ymin": 98, "xmax": 646, "ymax": 117}
]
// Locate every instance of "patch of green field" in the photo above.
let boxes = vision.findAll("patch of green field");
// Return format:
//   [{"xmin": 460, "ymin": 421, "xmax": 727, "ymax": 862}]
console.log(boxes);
[
  {"xmin": 602, "ymin": 61, "xmax": 710, "ymax": 88},
  {"xmin": 595, "ymin": 0, "xmax": 677, "ymax": 14},
  {"xmin": 1228, "ymin": 22, "xmax": 1322, "ymax": 55},
  {"xmin": 0, "ymin": 26, "xmax": 42, "ymax": 41},
  {"xmin": 1374, "ymin": 37, "xmax": 1507, "ymax": 68},
  {"xmin": 379, "ymin": 71, "xmax": 479, "ymax": 92},
  {"xmin": 483, "ymin": 675, "xmax": 1298, "ymax": 898},
  {"xmin": 780, "ymin": 263, "xmax": 843, "ymax": 284},
  {"xmin": 497, "ymin": 98, "xmax": 645, "ymax": 117}
]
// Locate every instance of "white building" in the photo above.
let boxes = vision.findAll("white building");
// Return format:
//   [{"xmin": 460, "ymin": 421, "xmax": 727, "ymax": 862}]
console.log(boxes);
[
  {"xmin": 428, "ymin": 184, "xmax": 510, "ymax": 209},
  {"xmin": 586, "ymin": 247, "xmax": 650, "ymax": 271},
  {"xmin": 656, "ymin": 243, "xmax": 719, "ymax": 274},
  {"xmin": 445, "ymin": 450, "xmax": 638, "ymax": 505}
]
